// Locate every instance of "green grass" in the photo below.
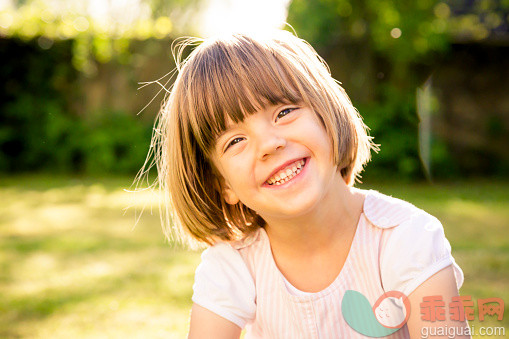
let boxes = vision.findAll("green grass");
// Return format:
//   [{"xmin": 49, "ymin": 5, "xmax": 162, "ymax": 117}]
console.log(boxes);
[
  {"xmin": 1, "ymin": 175, "xmax": 507, "ymax": 338},
  {"xmin": 0, "ymin": 174, "xmax": 202, "ymax": 338}
]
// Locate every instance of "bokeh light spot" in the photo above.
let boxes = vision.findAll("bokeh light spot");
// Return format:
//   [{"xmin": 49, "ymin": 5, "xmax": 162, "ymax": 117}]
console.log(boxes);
[{"xmin": 391, "ymin": 27, "xmax": 402, "ymax": 39}]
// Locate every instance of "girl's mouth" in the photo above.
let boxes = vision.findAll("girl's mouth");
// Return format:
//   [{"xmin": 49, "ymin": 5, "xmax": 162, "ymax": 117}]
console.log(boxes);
[{"xmin": 265, "ymin": 158, "xmax": 308, "ymax": 186}]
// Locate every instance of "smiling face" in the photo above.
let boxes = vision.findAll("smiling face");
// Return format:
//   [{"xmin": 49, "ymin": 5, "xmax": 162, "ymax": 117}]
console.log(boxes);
[
  {"xmin": 211, "ymin": 103, "xmax": 343, "ymax": 220},
  {"xmin": 156, "ymin": 31, "xmax": 375, "ymax": 246}
]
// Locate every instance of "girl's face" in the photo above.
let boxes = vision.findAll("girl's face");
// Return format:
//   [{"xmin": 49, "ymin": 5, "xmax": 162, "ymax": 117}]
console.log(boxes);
[{"xmin": 211, "ymin": 103, "xmax": 342, "ymax": 220}]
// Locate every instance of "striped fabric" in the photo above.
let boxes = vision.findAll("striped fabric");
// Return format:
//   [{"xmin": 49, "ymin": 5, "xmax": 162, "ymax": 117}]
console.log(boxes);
[{"xmin": 222, "ymin": 189, "xmax": 463, "ymax": 338}]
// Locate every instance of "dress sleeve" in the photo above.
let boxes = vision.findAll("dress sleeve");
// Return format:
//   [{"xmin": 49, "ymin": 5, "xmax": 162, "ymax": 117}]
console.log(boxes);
[
  {"xmin": 379, "ymin": 212, "xmax": 464, "ymax": 297},
  {"xmin": 192, "ymin": 242, "xmax": 256, "ymax": 329}
]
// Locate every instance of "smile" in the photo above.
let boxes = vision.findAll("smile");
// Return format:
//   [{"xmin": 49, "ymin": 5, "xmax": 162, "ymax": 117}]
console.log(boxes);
[{"xmin": 266, "ymin": 159, "xmax": 306, "ymax": 185}]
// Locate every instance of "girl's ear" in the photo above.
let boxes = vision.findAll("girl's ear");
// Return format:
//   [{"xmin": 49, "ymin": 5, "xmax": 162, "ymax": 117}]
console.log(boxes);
[
  {"xmin": 214, "ymin": 177, "xmax": 240, "ymax": 205},
  {"xmin": 223, "ymin": 185, "xmax": 240, "ymax": 205},
  {"xmin": 344, "ymin": 174, "xmax": 353, "ymax": 186},
  {"xmin": 342, "ymin": 169, "xmax": 355, "ymax": 186}
]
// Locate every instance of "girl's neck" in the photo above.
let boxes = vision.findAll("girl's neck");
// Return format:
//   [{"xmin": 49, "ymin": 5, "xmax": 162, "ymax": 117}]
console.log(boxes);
[{"xmin": 262, "ymin": 177, "xmax": 366, "ymax": 257}]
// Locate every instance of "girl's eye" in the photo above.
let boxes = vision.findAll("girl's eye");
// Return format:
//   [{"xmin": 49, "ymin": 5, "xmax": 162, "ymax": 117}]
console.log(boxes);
[
  {"xmin": 276, "ymin": 107, "xmax": 296, "ymax": 121},
  {"xmin": 225, "ymin": 137, "xmax": 244, "ymax": 151}
]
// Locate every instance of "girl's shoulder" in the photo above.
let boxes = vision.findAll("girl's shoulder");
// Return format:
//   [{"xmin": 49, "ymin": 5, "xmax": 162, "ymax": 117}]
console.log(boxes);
[
  {"xmin": 360, "ymin": 189, "xmax": 465, "ymax": 295},
  {"xmin": 197, "ymin": 227, "xmax": 264, "ymax": 269},
  {"xmin": 193, "ymin": 238, "xmax": 257, "ymax": 328},
  {"xmin": 360, "ymin": 188, "xmax": 433, "ymax": 230}
]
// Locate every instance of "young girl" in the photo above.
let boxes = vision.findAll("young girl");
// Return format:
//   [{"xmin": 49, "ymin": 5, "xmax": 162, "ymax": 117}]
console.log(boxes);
[{"xmin": 146, "ymin": 30, "xmax": 468, "ymax": 338}]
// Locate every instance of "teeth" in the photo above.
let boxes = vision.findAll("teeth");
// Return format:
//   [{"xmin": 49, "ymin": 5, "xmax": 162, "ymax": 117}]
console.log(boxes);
[{"xmin": 267, "ymin": 159, "xmax": 305, "ymax": 186}]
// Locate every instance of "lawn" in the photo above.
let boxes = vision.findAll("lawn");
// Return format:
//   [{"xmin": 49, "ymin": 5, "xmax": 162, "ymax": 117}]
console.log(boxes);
[{"xmin": 0, "ymin": 175, "xmax": 507, "ymax": 338}]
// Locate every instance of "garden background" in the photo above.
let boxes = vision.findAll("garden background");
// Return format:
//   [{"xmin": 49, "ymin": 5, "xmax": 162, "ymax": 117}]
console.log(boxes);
[{"xmin": 0, "ymin": 0, "xmax": 508, "ymax": 337}]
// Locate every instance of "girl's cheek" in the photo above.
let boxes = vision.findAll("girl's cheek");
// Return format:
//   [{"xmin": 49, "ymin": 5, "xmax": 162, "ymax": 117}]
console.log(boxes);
[
  {"xmin": 223, "ymin": 158, "xmax": 244, "ymax": 180},
  {"xmin": 230, "ymin": 154, "xmax": 255, "ymax": 182}
]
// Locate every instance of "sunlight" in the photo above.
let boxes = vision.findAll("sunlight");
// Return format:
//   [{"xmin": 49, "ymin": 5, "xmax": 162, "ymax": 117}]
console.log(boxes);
[{"xmin": 198, "ymin": 0, "xmax": 292, "ymax": 37}]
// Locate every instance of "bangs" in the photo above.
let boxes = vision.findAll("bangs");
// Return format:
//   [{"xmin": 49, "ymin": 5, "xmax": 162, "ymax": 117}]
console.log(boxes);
[{"xmin": 178, "ymin": 35, "xmax": 309, "ymax": 153}]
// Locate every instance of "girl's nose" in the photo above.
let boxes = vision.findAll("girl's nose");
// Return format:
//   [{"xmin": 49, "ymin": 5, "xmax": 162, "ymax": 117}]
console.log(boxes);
[{"xmin": 258, "ymin": 132, "xmax": 286, "ymax": 160}]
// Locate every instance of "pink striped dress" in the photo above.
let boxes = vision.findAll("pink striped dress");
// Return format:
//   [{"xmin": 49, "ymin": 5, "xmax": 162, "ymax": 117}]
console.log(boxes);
[{"xmin": 192, "ymin": 189, "xmax": 464, "ymax": 338}]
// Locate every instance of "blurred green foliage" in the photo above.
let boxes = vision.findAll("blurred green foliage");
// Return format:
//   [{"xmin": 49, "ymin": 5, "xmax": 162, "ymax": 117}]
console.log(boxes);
[
  {"xmin": 288, "ymin": 0, "xmax": 450, "ymax": 64},
  {"xmin": 0, "ymin": 37, "xmax": 152, "ymax": 174},
  {"xmin": 358, "ymin": 89, "xmax": 422, "ymax": 179},
  {"xmin": 0, "ymin": 0, "xmax": 198, "ymax": 75},
  {"xmin": 0, "ymin": 0, "xmax": 201, "ymax": 173},
  {"xmin": 79, "ymin": 110, "xmax": 152, "ymax": 174}
]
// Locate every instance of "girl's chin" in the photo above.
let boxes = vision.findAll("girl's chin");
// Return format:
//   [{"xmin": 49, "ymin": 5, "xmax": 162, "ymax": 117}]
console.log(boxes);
[{"xmin": 257, "ymin": 192, "xmax": 322, "ymax": 219}]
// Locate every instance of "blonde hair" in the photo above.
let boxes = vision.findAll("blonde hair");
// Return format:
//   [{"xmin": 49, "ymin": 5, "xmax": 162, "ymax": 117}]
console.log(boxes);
[{"xmin": 140, "ymin": 30, "xmax": 377, "ymax": 249}]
